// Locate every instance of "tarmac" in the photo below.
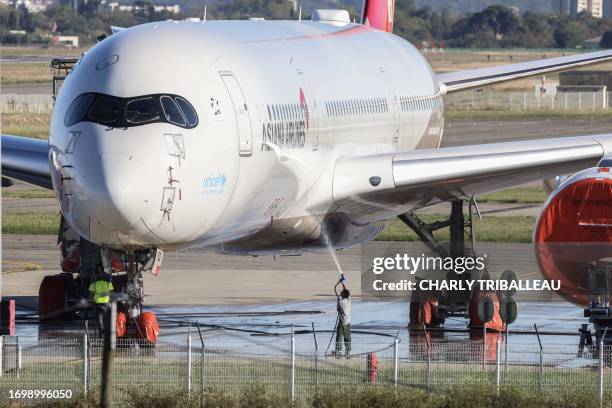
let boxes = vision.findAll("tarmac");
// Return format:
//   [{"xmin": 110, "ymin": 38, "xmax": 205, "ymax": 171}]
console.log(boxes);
[
  {"xmin": 2, "ymin": 83, "xmax": 51, "ymax": 95},
  {"xmin": 442, "ymin": 117, "xmax": 612, "ymax": 146},
  {"xmin": 2, "ymin": 234, "xmax": 555, "ymax": 305},
  {"xmin": 2, "ymin": 113, "xmax": 607, "ymax": 349}
]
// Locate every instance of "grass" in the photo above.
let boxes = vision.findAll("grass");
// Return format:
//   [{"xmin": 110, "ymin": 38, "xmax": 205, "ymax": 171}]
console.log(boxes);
[
  {"xmin": 0, "ymin": 384, "xmax": 606, "ymax": 408},
  {"xmin": 1, "ymin": 347, "xmax": 610, "ymax": 407},
  {"xmin": 1, "ymin": 113, "xmax": 50, "ymax": 139},
  {"xmin": 1, "ymin": 189, "xmax": 55, "ymax": 199},
  {"xmin": 0, "ymin": 212, "xmax": 535, "ymax": 242},
  {"xmin": 478, "ymin": 187, "xmax": 546, "ymax": 204},
  {"xmin": 1, "ymin": 61, "xmax": 53, "ymax": 85},
  {"xmin": 426, "ymin": 48, "xmax": 612, "ymax": 92},
  {"xmin": 2, "ymin": 212, "xmax": 60, "ymax": 235},
  {"xmin": 1, "ymin": 45, "xmax": 84, "ymax": 58},
  {"xmin": 0, "ymin": 211, "xmax": 534, "ymax": 242},
  {"xmin": 0, "ymin": 47, "xmax": 602, "ymax": 89},
  {"xmin": 377, "ymin": 215, "xmax": 535, "ymax": 243},
  {"xmin": 425, "ymin": 48, "xmax": 581, "ymax": 72}
]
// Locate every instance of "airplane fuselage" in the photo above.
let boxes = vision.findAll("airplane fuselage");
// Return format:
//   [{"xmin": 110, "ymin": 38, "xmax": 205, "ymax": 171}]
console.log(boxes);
[{"xmin": 49, "ymin": 19, "xmax": 443, "ymax": 254}]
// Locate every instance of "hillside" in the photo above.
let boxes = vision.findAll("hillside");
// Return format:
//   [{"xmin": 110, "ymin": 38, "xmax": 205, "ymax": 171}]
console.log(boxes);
[
  {"xmin": 160, "ymin": 0, "xmax": 554, "ymax": 16},
  {"xmin": 413, "ymin": 0, "xmax": 553, "ymax": 14}
]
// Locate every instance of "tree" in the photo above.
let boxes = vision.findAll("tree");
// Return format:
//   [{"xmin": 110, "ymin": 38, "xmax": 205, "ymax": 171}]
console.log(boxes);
[
  {"xmin": 554, "ymin": 20, "xmax": 589, "ymax": 48},
  {"xmin": 600, "ymin": 31, "xmax": 612, "ymax": 48}
]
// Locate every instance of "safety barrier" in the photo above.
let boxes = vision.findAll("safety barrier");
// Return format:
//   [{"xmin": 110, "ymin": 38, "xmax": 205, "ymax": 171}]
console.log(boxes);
[
  {"xmin": 1, "ymin": 94, "xmax": 54, "ymax": 114},
  {"xmin": 444, "ymin": 90, "xmax": 612, "ymax": 111},
  {"xmin": 3, "ymin": 91, "xmax": 612, "ymax": 114},
  {"xmin": 0, "ymin": 332, "xmax": 610, "ymax": 405}
]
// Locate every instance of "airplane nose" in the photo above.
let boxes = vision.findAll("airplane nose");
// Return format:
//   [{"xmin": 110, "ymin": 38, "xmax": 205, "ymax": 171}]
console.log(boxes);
[
  {"xmin": 74, "ymin": 151, "xmax": 151, "ymax": 233},
  {"xmin": 97, "ymin": 152, "xmax": 150, "ymax": 229}
]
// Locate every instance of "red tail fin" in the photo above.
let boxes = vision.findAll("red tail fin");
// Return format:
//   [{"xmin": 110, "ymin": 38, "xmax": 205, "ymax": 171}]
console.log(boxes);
[{"xmin": 361, "ymin": 0, "xmax": 395, "ymax": 32}]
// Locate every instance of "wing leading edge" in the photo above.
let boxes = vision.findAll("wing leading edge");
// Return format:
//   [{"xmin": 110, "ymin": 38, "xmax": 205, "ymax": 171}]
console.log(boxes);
[
  {"xmin": 1, "ymin": 135, "xmax": 52, "ymax": 190},
  {"xmin": 437, "ymin": 50, "xmax": 612, "ymax": 93},
  {"xmin": 331, "ymin": 134, "xmax": 612, "ymax": 222}
]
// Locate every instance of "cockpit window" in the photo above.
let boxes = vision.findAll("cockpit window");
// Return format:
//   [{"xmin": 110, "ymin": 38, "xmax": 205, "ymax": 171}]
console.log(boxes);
[
  {"xmin": 65, "ymin": 93, "xmax": 94, "ymax": 127},
  {"xmin": 126, "ymin": 97, "xmax": 161, "ymax": 124},
  {"xmin": 160, "ymin": 96, "xmax": 186, "ymax": 127},
  {"xmin": 176, "ymin": 97, "xmax": 198, "ymax": 127},
  {"xmin": 64, "ymin": 93, "xmax": 198, "ymax": 129},
  {"xmin": 87, "ymin": 95, "xmax": 122, "ymax": 126}
]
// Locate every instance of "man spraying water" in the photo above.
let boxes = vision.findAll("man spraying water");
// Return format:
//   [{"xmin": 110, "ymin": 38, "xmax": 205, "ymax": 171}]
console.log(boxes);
[{"xmin": 333, "ymin": 274, "xmax": 351, "ymax": 358}]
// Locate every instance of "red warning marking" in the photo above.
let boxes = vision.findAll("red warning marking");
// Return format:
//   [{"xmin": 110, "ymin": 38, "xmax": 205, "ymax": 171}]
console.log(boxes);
[{"xmin": 299, "ymin": 88, "xmax": 309, "ymax": 130}]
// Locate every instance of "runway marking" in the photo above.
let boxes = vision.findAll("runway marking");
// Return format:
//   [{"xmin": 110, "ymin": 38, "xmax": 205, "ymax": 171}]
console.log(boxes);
[{"xmin": 2, "ymin": 260, "xmax": 42, "ymax": 274}]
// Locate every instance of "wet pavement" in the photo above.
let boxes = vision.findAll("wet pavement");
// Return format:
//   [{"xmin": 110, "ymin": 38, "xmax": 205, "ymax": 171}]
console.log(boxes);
[{"xmin": 17, "ymin": 300, "xmax": 586, "ymax": 349}]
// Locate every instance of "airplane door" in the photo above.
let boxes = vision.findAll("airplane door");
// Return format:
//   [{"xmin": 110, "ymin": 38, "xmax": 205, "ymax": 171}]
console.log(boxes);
[
  {"xmin": 379, "ymin": 68, "xmax": 400, "ymax": 145},
  {"xmin": 220, "ymin": 72, "xmax": 253, "ymax": 156}
]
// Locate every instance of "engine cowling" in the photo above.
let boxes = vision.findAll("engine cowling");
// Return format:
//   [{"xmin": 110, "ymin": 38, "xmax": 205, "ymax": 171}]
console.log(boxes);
[{"xmin": 534, "ymin": 163, "xmax": 611, "ymax": 306}]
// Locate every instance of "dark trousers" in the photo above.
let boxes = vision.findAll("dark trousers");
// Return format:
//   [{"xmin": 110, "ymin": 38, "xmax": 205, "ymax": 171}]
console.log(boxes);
[
  {"xmin": 335, "ymin": 323, "xmax": 351, "ymax": 355},
  {"xmin": 95, "ymin": 303, "xmax": 110, "ymax": 337}
]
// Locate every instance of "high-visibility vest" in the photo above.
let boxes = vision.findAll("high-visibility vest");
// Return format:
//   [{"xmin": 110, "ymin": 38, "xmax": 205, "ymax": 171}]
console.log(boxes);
[{"xmin": 89, "ymin": 280, "xmax": 113, "ymax": 304}]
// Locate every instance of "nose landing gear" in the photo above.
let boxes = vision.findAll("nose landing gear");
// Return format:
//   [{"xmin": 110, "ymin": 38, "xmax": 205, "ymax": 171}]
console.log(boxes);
[
  {"xmin": 115, "ymin": 249, "xmax": 162, "ymax": 344},
  {"xmin": 38, "ymin": 217, "xmax": 161, "ymax": 344}
]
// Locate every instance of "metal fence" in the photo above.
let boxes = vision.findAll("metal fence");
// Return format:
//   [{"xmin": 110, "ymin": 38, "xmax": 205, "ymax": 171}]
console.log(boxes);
[
  {"xmin": 1, "ymin": 94, "xmax": 54, "ymax": 114},
  {"xmin": 3, "ymin": 91, "xmax": 612, "ymax": 114},
  {"xmin": 0, "ymin": 333, "xmax": 611, "ymax": 405},
  {"xmin": 444, "ymin": 90, "xmax": 612, "ymax": 111}
]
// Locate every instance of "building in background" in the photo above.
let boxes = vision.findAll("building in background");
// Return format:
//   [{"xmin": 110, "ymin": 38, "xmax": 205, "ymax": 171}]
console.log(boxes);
[
  {"xmin": 604, "ymin": 0, "xmax": 612, "ymax": 16},
  {"xmin": 557, "ymin": 0, "xmax": 603, "ymax": 18},
  {"xmin": 99, "ymin": 1, "xmax": 180, "ymax": 14},
  {"xmin": 46, "ymin": 34, "xmax": 79, "ymax": 47},
  {"xmin": 152, "ymin": 4, "xmax": 179, "ymax": 13},
  {"xmin": 8, "ymin": 0, "xmax": 53, "ymax": 13}
]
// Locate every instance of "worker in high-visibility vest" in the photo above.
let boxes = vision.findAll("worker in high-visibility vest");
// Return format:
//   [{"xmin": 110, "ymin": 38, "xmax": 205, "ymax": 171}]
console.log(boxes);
[{"xmin": 89, "ymin": 272, "xmax": 114, "ymax": 337}]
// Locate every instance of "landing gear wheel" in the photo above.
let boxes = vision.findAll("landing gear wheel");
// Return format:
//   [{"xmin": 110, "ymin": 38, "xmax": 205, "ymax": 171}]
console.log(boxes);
[
  {"xmin": 137, "ymin": 312, "xmax": 159, "ymax": 345},
  {"xmin": 117, "ymin": 311, "xmax": 128, "ymax": 338},
  {"xmin": 409, "ymin": 298, "xmax": 444, "ymax": 328}
]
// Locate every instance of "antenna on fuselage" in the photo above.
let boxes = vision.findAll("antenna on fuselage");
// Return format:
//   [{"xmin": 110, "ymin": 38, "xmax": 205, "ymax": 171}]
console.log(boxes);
[
  {"xmin": 203, "ymin": 4, "xmax": 207, "ymax": 22},
  {"xmin": 298, "ymin": 5, "xmax": 302, "ymax": 21}
]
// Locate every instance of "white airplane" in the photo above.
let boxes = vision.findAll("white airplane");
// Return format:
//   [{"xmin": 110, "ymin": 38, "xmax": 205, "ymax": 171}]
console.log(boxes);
[{"xmin": 2, "ymin": 1, "xmax": 612, "ymax": 336}]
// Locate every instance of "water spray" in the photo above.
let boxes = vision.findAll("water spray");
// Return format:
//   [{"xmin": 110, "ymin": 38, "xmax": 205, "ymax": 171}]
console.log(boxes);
[
  {"xmin": 320, "ymin": 223, "xmax": 344, "ymax": 278},
  {"xmin": 320, "ymin": 223, "xmax": 349, "ymax": 356}
]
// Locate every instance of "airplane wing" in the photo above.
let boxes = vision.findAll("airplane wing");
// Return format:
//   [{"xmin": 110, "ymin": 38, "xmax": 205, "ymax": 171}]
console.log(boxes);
[
  {"xmin": 437, "ymin": 50, "xmax": 612, "ymax": 93},
  {"xmin": 1, "ymin": 135, "xmax": 52, "ymax": 190},
  {"xmin": 332, "ymin": 134, "xmax": 612, "ymax": 221}
]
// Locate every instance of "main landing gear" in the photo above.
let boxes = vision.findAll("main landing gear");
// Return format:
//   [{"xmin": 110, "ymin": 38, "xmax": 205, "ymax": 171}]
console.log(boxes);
[
  {"xmin": 38, "ymin": 216, "xmax": 160, "ymax": 344},
  {"xmin": 398, "ymin": 199, "xmax": 504, "ymax": 332},
  {"xmin": 580, "ymin": 263, "xmax": 612, "ymax": 360}
]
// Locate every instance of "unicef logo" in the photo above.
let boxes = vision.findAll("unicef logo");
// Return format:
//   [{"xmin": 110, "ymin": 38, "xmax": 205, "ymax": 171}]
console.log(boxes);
[{"xmin": 203, "ymin": 173, "xmax": 227, "ymax": 194}]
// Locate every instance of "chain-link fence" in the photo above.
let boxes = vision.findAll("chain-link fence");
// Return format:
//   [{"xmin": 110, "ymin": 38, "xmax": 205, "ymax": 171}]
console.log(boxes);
[{"xmin": 0, "ymin": 332, "xmax": 611, "ymax": 405}]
